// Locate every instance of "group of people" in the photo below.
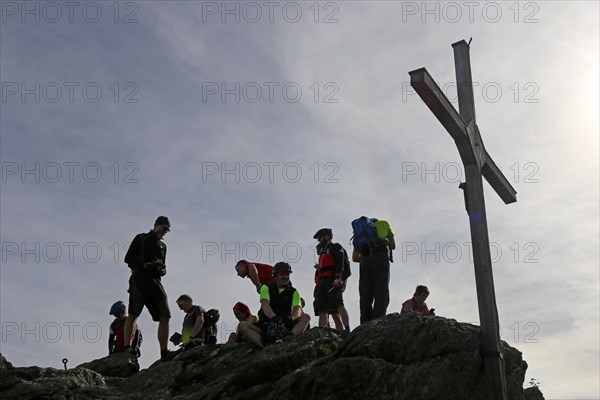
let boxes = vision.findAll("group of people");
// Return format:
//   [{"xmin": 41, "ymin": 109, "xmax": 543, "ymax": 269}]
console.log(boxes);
[{"xmin": 107, "ymin": 216, "xmax": 435, "ymax": 362}]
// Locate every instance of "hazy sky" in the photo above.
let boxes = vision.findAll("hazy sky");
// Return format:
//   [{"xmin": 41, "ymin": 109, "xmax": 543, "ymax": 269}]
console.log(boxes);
[{"xmin": 1, "ymin": 1, "xmax": 598, "ymax": 398}]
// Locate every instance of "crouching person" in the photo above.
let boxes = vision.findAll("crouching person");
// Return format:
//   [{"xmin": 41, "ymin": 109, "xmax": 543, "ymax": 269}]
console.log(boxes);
[
  {"xmin": 238, "ymin": 262, "xmax": 310, "ymax": 348},
  {"xmin": 171, "ymin": 294, "xmax": 206, "ymax": 351},
  {"xmin": 109, "ymin": 301, "xmax": 142, "ymax": 357}
]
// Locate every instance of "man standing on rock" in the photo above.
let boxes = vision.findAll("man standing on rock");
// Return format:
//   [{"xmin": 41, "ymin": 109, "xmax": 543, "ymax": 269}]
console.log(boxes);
[
  {"xmin": 123, "ymin": 216, "xmax": 172, "ymax": 361},
  {"xmin": 313, "ymin": 228, "xmax": 351, "ymax": 332},
  {"xmin": 351, "ymin": 217, "xmax": 396, "ymax": 324}
]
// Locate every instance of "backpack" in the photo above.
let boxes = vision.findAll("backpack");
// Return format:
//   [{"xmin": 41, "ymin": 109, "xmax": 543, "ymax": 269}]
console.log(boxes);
[
  {"xmin": 351, "ymin": 216, "xmax": 388, "ymax": 256},
  {"xmin": 124, "ymin": 233, "xmax": 147, "ymax": 269},
  {"xmin": 341, "ymin": 246, "xmax": 352, "ymax": 280},
  {"xmin": 203, "ymin": 309, "xmax": 220, "ymax": 345}
]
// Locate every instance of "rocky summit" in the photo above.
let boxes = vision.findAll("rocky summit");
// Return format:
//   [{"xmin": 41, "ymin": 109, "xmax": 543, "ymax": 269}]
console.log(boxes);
[{"xmin": 0, "ymin": 313, "xmax": 544, "ymax": 400}]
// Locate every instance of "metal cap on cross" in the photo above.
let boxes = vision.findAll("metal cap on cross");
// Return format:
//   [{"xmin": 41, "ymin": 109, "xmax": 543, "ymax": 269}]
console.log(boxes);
[{"xmin": 409, "ymin": 40, "xmax": 518, "ymax": 400}]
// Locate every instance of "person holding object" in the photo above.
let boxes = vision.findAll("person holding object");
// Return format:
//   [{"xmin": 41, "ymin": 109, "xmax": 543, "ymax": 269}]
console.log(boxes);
[
  {"xmin": 171, "ymin": 294, "xmax": 206, "ymax": 350},
  {"xmin": 313, "ymin": 228, "xmax": 351, "ymax": 332},
  {"xmin": 123, "ymin": 216, "xmax": 172, "ymax": 361},
  {"xmin": 401, "ymin": 285, "xmax": 435, "ymax": 316},
  {"xmin": 238, "ymin": 262, "xmax": 310, "ymax": 347}
]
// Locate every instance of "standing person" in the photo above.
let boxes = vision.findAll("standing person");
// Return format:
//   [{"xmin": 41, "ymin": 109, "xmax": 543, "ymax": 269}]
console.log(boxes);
[
  {"xmin": 238, "ymin": 262, "xmax": 310, "ymax": 348},
  {"xmin": 235, "ymin": 260, "xmax": 275, "ymax": 292},
  {"xmin": 401, "ymin": 285, "xmax": 435, "ymax": 316},
  {"xmin": 313, "ymin": 228, "xmax": 351, "ymax": 332},
  {"xmin": 123, "ymin": 216, "xmax": 172, "ymax": 361},
  {"xmin": 351, "ymin": 217, "xmax": 396, "ymax": 324},
  {"xmin": 108, "ymin": 301, "xmax": 142, "ymax": 356}
]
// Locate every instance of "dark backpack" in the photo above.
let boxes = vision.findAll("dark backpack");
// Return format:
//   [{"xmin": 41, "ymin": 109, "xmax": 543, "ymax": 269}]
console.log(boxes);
[
  {"xmin": 351, "ymin": 216, "xmax": 388, "ymax": 256},
  {"xmin": 341, "ymin": 247, "xmax": 352, "ymax": 280},
  {"xmin": 203, "ymin": 309, "xmax": 220, "ymax": 345},
  {"xmin": 124, "ymin": 233, "xmax": 147, "ymax": 269}
]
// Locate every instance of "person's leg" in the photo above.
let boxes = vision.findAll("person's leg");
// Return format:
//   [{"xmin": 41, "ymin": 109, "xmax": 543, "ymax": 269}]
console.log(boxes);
[
  {"xmin": 146, "ymin": 289, "xmax": 171, "ymax": 356},
  {"xmin": 226, "ymin": 332, "xmax": 238, "ymax": 345},
  {"xmin": 359, "ymin": 259, "xmax": 374, "ymax": 324},
  {"xmin": 157, "ymin": 317, "xmax": 169, "ymax": 352},
  {"xmin": 372, "ymin": 252, "xmax": 390, "ymax": 320},
  {"xmin": 239, "ymin": 322, "xmax": 264, "ymax": 348},
  {"xmin": 319, "ymin": 311, "xmax": 329, "ymax": 328},
  {"xmin": 338, "ymin": 280, "xmax": 350, "ymax": 330},
  {"xmin": 291, "ymin": 314, "xmax": 310, "ymax": 335},
  {"xmin": 331, "ymin": 313, "xmax": 344, "ymax": 330},
  {"xmin": 124, "ymin": 313, "xmax": 138, "ymax": 347},
  {"xmin": 315, "ymin": 278, "xmax": 330, "ymax": 327},
  {"xmin": 125, "ymin": 275, "xmax": 144, "ymax": 348},
  {"xmin": 328, "ymin": 286, "xmax": 344, "ymax": 330},
  {"xmin": 338, "ymin": 305, "xmax": 350, "ymax": 331}
]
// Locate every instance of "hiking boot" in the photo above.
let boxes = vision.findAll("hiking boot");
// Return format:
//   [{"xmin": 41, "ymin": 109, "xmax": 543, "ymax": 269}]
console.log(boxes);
[
  {"xmin": 124, "ymin": 346, "xmax": 138, "ymax": 358},
  {"xmin": 160, "ymin": 349, "xmax": 177, "ymax": 362}
]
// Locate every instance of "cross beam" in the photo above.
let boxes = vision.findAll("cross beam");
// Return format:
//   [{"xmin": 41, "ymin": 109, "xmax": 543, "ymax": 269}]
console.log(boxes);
[
  {"xmin": 408, "ymin": 67, "xmax": 517, "ymax": 204},
  {"xmin": 409, "ymin": 40, "xmax": 517, "ymax": 400}
]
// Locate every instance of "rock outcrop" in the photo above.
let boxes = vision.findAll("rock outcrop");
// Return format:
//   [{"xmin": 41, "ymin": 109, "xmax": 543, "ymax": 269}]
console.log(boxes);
[
  {"xmin": 77, "ymin": 352, "xmax": 140, "ymax": 378},
  {"xmin": 523, "ymin": 386, "xmax": 545, "ymax": 400},
  {"xmin": 0, "ymin": 313, "xmax": 544, "ymax": 400}
]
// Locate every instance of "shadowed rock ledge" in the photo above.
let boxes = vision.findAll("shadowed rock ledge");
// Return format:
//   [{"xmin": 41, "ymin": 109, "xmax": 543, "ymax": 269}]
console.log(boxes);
[{"xmin": 0, "ymin": 313, "xmax": 544, "ymax": 400}]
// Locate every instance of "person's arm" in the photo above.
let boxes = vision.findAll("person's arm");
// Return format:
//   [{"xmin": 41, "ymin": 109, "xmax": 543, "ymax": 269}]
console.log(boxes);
[
  {"xmin": 190, "ymin": 312, "xmax": 205, "ymax": 339},
  {"xmin": 260, "ymin": 285, "xmax": 276, "ymax": 319},
  {"xmin": 401, "ymin": 300, "xmax": 414, "ymax": 314},
  {"xmin": 132, "ymin": 328, "xmax": 140, "ymax": 349},
  {"xmin": 291, "ymin": 290, "xmax": 302, "ymax": 319},
  {"xmin": 332, "ymin": 244, "xmax": 344, "ymax": 275},
  {"xmin": 247, "ymin": 263, "xmax": 262, "ymax": 291},
  {"xmin": 388, "ymin": 235, "xmax": 396, "ymax": 250},
  {"xmin": 143, "ymin": 234, "xmax": 154, "ymax": 264},
  {"xmin": 331, "ymin": 244, "xmax": 344, "ymax": 286},
  {"xmin": 261, "ymin": 299, "xmax": 276, "ymax": 319},
  {"xmin": 352, "ymin": 249, "xmax": 361, "ymax": 263},
  {"xmin": 108, "ymin": 334, "xmax": 115, "ymax": 354}
]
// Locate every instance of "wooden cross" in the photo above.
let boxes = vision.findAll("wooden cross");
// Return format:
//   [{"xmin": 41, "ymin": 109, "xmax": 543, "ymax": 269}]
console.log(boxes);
[{"xmin": 409, "ymin": 40, "xmax": 517, "ymax": 400}]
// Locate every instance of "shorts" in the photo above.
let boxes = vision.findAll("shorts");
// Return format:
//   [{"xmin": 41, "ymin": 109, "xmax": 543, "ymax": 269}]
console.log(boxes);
[
  {"xmin": 128, "ymin": 270, "xmax": 171, "ymax": 321},
  {"xmin": 258, "ymin": 317, "xmax": 299, "ymax": 345},
  {"xmin": 314, "ymin": 277, "xmax": 343, "ymax": 315}
]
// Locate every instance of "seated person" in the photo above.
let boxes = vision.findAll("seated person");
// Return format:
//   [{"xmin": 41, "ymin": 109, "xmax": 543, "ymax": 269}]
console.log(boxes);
[
  {"xmin": 238, "ymin": 262, "xmax": 310, "ymax": 348},
  {"xmin": 226, "ymin": 302, "xmax": 259, "ymax": 345},
  {"xmin": 401, "ymin": 285, "xmax": 435, "ymax": 316},
  {"xmin": 170, "ymin": 294, "xmax": 206, "ymax": 350}
]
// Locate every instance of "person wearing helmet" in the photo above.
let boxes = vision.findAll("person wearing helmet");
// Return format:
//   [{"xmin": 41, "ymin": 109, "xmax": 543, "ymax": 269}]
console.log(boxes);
[
  {"xmin": 234, "ymin": 260, "xmax": 276, "ymax": 293},
  {"xmin": 108, "ymin": 301, "xmax": 142, "ymax": 356},
  {"xmin": 238, "ymin": 262, "xmax": 310, "ymax": 348},
  {"xmin": 123, "ymin": 216, "xmax": 172, "ymax": 361},
  {"xmin": 313, "ymin": 228, "xmax": 351, "ymax": 332}
]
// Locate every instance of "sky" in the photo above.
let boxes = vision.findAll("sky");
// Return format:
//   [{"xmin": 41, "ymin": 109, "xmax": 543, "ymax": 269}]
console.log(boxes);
[{"xmin": 0, "ymin": 1, "xmax": 598, "ymax": 398}]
